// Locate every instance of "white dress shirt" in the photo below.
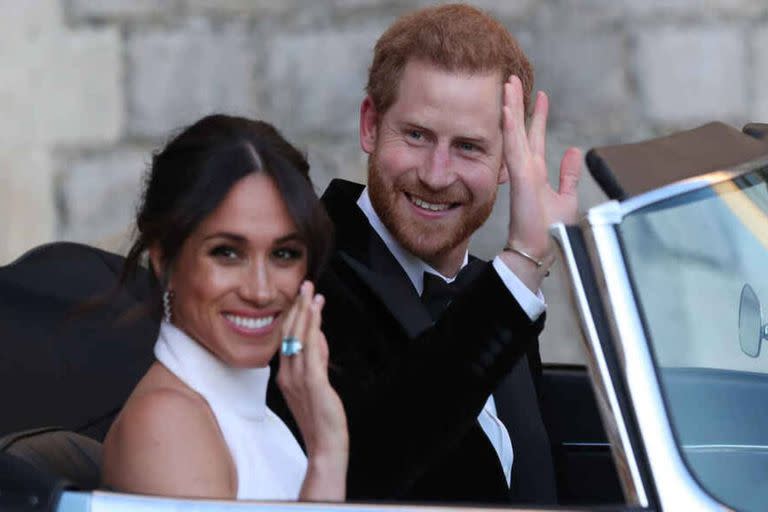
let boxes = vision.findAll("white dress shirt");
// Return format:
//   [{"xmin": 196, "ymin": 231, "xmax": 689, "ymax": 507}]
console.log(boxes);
[{"xmin": 357, "ymin": 188, "xmax": 546, "ymax": 487}]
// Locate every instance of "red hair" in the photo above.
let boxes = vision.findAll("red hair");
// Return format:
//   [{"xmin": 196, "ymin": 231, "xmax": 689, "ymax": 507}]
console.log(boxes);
[{"xmin": 366, "ymin": 3, "xmax": 534, "ymax": 117}]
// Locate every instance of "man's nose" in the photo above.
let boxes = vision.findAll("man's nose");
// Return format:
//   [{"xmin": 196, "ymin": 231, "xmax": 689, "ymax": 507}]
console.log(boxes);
[
  {"xmin": 418, "ymin": 144, "xmax": 455, "ymax": 190},
  {"xmin": 241, "ymin": 258, "xmax": 275, "ymax": 305}
]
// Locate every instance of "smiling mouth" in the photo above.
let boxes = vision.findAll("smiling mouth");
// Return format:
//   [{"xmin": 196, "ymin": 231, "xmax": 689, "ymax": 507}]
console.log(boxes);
[
  {"xmin": 223, "ymin": 313, "xmax": 275, "ymax": 332},
  {"xmin": 406, "ymin": 193, "xmax": 459, "ymax": 212}
]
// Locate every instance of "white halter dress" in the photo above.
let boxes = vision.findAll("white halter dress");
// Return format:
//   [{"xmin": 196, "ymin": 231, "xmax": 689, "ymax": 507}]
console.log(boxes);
[{"xmin": 154, "ymin": 321, "xmax": 307, "ymax": 500}]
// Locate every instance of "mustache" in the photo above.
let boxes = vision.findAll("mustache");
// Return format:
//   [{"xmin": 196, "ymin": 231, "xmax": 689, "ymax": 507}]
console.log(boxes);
[{"xmin": 398, "ymin": 185, "xmax": 470, "ymax": 205}]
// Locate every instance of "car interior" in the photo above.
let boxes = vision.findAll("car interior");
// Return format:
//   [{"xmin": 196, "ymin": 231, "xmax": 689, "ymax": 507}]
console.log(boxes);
[
  {"xmin": 0, "ymin": 246, "xmax": 624, "ymax": 509},
  {"xmin": 5, "ymin": 122, "xmax": 767, "ymax": 511}
]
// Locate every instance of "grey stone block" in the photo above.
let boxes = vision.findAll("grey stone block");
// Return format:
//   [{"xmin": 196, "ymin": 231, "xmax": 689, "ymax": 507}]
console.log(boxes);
[
  {"xmin": 182, "ymin": 0, "xmax": 305, "ymax": 16},
  {"xmin": 0, "ymin": 0, "xmax": 63, "ymax": 40},
  {"xmin": 0, "ymin": 149, "xmax": 55, "ymax": 265},
  {"xmin": 36, "ymin": 27, "xmax": 124, "ymax": 145},
  {"xmin": 526, "ymin": 30, "xmax": 632, "ymax": 135},
  {"xmin": 636, "ymin": 26, "xmax": 748, "ymax": 124},
  {"xmin": 127, "ymin": 19, "xmax": 260, "ymax": 139},
  {"xmin": 411, "ymin": 0, "xmax": 535, "ymax": 19},
  {"xmin": 65, "ymin": 0, "xmax": 176, "ymax": 21},
  {"xmin": 752, "ymin": 25, "xmax": 768, "ymax": 121},
  {"xmin": 263, "ymin": 23, "xmax": 385, "ymax": 138},
  {"xmin": 304, "ymin": 139, "xmax": 367, "ymax": 196},
  {"xmin": 55, "ymin": 147, "xmax": 149, "ymax": 244},
  {"xmin": 552, "ymin": 0, "xmax": 765, "ymax": 21}
]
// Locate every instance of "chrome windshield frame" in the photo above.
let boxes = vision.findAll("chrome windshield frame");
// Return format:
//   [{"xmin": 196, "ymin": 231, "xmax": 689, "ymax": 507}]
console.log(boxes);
[
  {"xmin": 550, "ymin": 223, "xmax": 648, "ymax": 507},
  {"xmin": 573, "ymin": 172, "xmax": 762, "ymax": 509},
  {"xmin": 596, "ymin": 154, "xmax": 768, "ymax": 223}
]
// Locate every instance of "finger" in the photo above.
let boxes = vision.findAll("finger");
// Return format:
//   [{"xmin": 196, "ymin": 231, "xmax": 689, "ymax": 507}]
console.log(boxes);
[
  {"xmin": 303, "ymin": 294, "xmax": 326, "ymax": 380},
  {"xmin": 278, "ymin": 298, "xmax": 299, "ymax": 388},
  {"xmin": 281, "ymin": 297, "xmax": 299, "ymax": 338},
  {"xmin": 528, "ymin": 91, "xmax": 548, "ymax": 157},
  {"xmin": 310, "ymin": 295, "xmax": 331, "ymax": 366},
  {"xmin": 502, "ymin": 75, "xmax": 529, "ymax": 171},
  {"xmin": 283, "ymin": 281, "xmax": 312, "ymax": 375},
  {"xmin": 558, "ymin": 146, "xmax": 583, "ymax": 197},
  {"xmin": 293, "ymin": 281, "xmax": 314, "ymax": 347}
]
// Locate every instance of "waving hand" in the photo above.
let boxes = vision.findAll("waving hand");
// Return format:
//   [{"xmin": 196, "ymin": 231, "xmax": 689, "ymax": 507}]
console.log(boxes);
[{"xmin": 499, "ymin": 75, "xmax": 582, "ymax": 291}]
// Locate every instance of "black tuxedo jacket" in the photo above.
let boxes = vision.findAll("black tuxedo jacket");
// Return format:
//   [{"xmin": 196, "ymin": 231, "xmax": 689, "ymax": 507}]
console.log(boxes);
[{"xmin": 284, "ymin": 179, "xmax": 557, "ymax": 504}]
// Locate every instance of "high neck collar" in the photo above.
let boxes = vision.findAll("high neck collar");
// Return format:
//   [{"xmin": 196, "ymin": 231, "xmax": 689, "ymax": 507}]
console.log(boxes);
[{"xmin": 154, "ymin": 321, "xmax": 269, "ymax": 420}]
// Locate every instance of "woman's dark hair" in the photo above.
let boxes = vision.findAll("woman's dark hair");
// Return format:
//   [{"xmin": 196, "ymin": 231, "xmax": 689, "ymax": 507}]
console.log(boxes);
[{"xmin": 121, "ymin": 114, "xmax": 333, "ymax": 317}]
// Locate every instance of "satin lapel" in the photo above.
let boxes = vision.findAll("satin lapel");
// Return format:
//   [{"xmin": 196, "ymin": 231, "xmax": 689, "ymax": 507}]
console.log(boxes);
[
  {"xmin": 323, "ymin": 179, "xmax": 433, "ymax": 339},
  {"xmin": 338, "ymin": 247, "xmax": 433, "ymax": 339}
]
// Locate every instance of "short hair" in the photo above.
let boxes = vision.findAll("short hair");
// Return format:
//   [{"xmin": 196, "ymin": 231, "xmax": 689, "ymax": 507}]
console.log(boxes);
[
  {"xmin": 121, "ymin": 115, "xmax": 333, "ymax": 318},
  {"xmin": 366, "ymin": 3, "xmax": 533, "ymax": 117}
]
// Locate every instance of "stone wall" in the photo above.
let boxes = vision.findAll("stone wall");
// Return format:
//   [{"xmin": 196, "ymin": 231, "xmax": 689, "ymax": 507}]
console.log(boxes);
[{"xmin": 3, "ymin": 0, "xmax": 767, "ymax": 362}]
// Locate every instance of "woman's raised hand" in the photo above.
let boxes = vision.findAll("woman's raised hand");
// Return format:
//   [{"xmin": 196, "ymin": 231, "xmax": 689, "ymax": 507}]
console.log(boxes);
[{"xmin": 277, "ymin": 281, "xmax": 348, "ymax": 501}]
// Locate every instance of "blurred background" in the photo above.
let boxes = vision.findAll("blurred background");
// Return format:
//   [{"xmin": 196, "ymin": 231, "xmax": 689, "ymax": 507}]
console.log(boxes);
[{"xmin": 1, "ymin": 0, "xmax": 765, "ymax": 362}]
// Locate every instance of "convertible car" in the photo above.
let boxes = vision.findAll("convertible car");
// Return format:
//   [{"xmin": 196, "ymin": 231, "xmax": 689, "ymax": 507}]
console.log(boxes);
[{"xmin": 1, "ymin": 121, "xmax": 766, "ymax": 511}]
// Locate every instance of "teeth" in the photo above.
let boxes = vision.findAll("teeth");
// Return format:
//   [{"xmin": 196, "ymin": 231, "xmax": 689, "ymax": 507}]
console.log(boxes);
[
  {"xmin": 411, "ymin": 196, "xmax": 450, "ymax": 212},
  {"xmin": 224, "ymin": 314, "xmax": 275, "ymax": 330}
]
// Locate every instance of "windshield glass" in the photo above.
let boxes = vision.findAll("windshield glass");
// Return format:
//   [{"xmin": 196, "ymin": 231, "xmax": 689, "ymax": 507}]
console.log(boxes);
[{"xmin": 618, "ymin": 167, "xmax": 768, "ymax": 512}]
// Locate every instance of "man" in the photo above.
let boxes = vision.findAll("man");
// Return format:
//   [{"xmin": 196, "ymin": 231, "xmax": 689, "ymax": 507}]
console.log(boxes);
[{"xmin": 276, "ymin": 3, "xmax": 582, "ymax": 504}]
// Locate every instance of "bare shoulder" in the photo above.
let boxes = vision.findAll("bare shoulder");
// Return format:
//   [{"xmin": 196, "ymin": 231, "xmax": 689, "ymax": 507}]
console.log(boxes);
[{"xmin": 103, "ymin": 367, "xmax": 236, "ymax": 498}]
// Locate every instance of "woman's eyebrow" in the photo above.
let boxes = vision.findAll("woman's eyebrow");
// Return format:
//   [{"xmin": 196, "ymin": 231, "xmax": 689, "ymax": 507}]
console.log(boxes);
[
  {"xmin": 202, "ymin": 232, "xmax": 304, "ymax": 244},
  {"xmin": 203, "ymin": 232, "xmax": 247, "ymax": 243},
  {"xmin": 275, "ymin": 233, "xmax": 303, "ymax": 244}
]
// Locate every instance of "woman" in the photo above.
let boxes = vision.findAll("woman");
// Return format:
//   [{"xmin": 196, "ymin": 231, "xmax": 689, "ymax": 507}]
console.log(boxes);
[{"xmin": 101, "ymin": 115, "xmax": 347, "ymax": 501}]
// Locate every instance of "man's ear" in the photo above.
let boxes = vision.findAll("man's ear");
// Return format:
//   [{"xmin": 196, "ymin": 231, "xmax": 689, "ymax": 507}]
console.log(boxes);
[
  {"xmin": 498, "ymin": 163, "xmax": 510, "ymax": 185},
  {"xmin": 148, "ymin": 244, "xmax": 170, "ymax": 288},
  {"xmin": 359, "ymin": 95, "xmax": 379, "ymax": 155}
]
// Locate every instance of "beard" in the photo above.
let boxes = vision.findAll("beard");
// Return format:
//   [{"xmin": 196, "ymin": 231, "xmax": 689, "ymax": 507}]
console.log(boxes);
[{"xmin": 367, "ymin": 153, "xmax": 496, "ymax": 264}]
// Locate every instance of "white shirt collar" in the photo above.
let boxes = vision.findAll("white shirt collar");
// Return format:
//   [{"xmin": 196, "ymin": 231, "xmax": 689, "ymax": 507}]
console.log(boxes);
[{"xmin": 357, "ymin": 187, "xmax": 468, "ymax": 296}]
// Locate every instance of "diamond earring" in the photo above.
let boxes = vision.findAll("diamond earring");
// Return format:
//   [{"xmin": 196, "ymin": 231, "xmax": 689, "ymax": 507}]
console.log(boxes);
[{"xmin": 162, "ymin": 289, "xmax": 175, "ymax": 323}]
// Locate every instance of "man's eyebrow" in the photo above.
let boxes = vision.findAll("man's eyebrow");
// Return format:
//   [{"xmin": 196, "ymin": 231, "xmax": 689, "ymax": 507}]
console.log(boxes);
[
  {"xmin": 454, "ymin": 134, "xmax": 492, "ymax": 148},
  {"xmin": 402, "ymin": 121, "xmax": 432, "ymax": 133},
  {"xmin": 456, "ymin": 134, "xmax": 489, "ymax": 144}
]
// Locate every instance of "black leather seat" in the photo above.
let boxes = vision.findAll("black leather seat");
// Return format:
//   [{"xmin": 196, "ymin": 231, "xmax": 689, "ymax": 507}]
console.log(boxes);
[
  {"xmin": 0, "ymin": 242, "xmax": 158, "ymax": 499},
  {"xmin": 0, "ymin": 427, "xmax": 101, "ymax": 491},
  {"xmin": 0, "ymin": 242, "xmax": 157, "ymax": 441}
]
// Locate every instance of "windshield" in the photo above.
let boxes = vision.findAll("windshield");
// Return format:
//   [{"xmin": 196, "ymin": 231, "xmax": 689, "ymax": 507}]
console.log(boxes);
[{"xmin": 618, "ymin": 167, "xmax": 768, "ymax": 512}]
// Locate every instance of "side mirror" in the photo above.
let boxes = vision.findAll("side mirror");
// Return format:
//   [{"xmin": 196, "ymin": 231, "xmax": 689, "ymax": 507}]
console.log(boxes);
[{"xmin": 738, "ymin": 284, "xmax": 766, "ymax": 358}]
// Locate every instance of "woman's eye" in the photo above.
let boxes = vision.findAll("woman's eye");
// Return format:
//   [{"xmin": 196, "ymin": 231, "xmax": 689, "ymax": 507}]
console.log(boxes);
[
  {"xmin": 273, "ymin": 247, "xmax": 304, "ymax": 262},
  {"xmin": 210, "ymin": 245, "xmax": 239, "ymax": 260}
]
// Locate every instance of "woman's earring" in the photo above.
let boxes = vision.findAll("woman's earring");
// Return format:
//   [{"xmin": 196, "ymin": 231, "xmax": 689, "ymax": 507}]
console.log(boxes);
[{"xmin": 163, "ymin": 290, "xmax": 175, "ymax": 323}]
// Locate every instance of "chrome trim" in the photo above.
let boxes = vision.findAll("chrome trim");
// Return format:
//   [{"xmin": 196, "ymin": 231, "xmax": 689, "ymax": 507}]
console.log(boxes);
[
  {"xmin": 586, "ymin": 201, "xmax": 624, "ymax": 227},
  {"xmin": 55, "ymin": 491, "xmax": 567, "ymax": 512},
  {"xmin": 550, "ymin": 223, "xmax": 648, "ymax": 506},
  {"xmin": 561, "ymin": 442, "xmax": 611, "ymax": 448},
  {"xmin": 683, "ymin": 444, "xmax": 768, "ymax": 453},
  {"xmin": 584, "ymin": 155, "xmax": 768, "ymax": 226},
  {"xmin": 56, "ymin": 492, "xmax": 90, "ymax": 512},
  {"xmin": 623, "ymin": 155, "xmax": 768, "ymax": 218},
  {"xmin": 582, "ymin": 216, "xmax": 727, "ymax": 510}
]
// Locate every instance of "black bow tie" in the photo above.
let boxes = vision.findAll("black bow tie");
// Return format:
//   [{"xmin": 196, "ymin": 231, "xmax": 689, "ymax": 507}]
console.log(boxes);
[{"xmin": 420, "ymin": 261, "xmax": 483, "ymax": 321}]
